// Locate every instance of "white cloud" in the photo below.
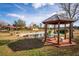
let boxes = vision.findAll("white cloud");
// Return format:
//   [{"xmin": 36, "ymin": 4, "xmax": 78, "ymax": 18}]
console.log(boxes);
[
  {"xmin": 32, "ymin": 3, "xmax": 55, "ymax": 9},
  {"xmin": 13, "ymin": 4, "xmax": 25, "ymax": 11},
  {"xmin": 57, "ymin": 11, "xmax": 66, "ymax": 15},
  {"xmin": 7, "ymin": 14, "xmax": 19, "ymax": 17},
  {"xmin": 32, "ymin": 3, "xmax": 46, "ymax": 8},
  {"xmin": 49, "ymin": 3, "xmax": 55, "ymax": 5},
  {"xmin": 7, "ymin": 13, "xmax": 25, "ymax": 20},
  {"xmin": 48, "ymin": 11, "xmax": 66, "ymax": 16}
]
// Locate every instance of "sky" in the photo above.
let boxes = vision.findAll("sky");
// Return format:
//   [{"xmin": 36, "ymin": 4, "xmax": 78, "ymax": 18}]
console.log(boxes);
[{"xmin": 0, "ymin": 3, "xmax": 79, "ymax": 26}]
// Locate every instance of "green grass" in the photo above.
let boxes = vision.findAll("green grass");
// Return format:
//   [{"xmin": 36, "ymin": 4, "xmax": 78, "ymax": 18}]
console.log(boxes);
[
  {"xmin": 0, "ymin": 40, "xmax": 11, "ymax": 46},
  {"xmin": 0, "ymin": 32, "xmax": 79, "ymax": 56},
  {"xmin": 0, "ymin": 29, "xmax": 79, "ymax": 56},
  {"xmin": 0, "ymin": 37, "xmax": 79, "ymax": 56}
]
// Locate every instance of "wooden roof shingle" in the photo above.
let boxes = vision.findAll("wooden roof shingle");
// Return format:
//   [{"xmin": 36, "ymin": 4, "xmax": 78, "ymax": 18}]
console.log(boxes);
[{"xmin": 43, "ymin": 14, "xmax": 75, "ymax": 24}]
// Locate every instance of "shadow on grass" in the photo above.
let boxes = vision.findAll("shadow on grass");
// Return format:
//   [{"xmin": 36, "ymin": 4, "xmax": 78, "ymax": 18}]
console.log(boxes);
[
  {"xmin": 0, "ymin": 40, "xmax": 11, "ymax": 46},
  {"xmin": 8, "ymin": 38, "xmax": 44, "ymax": 51}
]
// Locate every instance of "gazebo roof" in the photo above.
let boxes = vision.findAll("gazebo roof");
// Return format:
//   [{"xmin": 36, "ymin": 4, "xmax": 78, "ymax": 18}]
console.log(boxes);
[{"xmin": 43, "ymin": 14, "xmax": 75, "ymax": 24}]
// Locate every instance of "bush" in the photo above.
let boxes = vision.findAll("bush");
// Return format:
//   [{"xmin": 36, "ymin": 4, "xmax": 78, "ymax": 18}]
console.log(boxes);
[
  {"xmin": 47, "ymin": 30, "xmax": 52, "ymax": 36},
  {"xmin": 57, "ymin": 29, "xmax": 68, "ymax": 34}
]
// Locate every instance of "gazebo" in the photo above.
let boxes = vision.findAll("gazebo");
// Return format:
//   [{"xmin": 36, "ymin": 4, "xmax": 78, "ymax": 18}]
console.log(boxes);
[{"xmin": 43, "ymin": 14, "xmax": 76, "ymax": 46}]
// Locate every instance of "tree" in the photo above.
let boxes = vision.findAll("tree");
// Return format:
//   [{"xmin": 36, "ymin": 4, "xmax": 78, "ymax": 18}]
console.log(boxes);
[
  {"xmin": 7, "ymin": 24, "xmax": 11, "ymax": 31},
  {"xmin": 58, "ymin": 3, "xmax": 79, "ymax": 39},
  {"xmin": 14, "ymin": 19, "xmax": 26, "ymax": 29},
  {"xmin": 33, "ymin": 24, "xmax": 39, "ymax": 28},
  {"xmin": 39, "ymin": 23, "xmax": 42, "ymax": 28}
]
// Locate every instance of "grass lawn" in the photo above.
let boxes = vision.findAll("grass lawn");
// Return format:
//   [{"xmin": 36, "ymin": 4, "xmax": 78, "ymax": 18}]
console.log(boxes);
[{"xmin": 0, "ymin": 29, "xmax": 79, "ymax": 56}]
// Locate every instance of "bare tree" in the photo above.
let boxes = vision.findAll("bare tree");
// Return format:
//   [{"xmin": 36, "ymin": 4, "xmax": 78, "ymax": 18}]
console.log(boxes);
[
  {"xmin": 14, "ymin": 19, "xmax": 26, "ymax": 30},
  {"xmin": 58, "ymin": 3, "xmax": 79, "ymax": 39}
]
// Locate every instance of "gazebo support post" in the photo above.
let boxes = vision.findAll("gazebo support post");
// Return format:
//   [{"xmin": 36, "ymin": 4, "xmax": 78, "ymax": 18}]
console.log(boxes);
[
  {"xmin": 57, "ymin": 22, "xmax": 60, "ymax": 45},
  {"xmin": 69, "ymin": 23, "xmax": 72, "ymax": 44},
  {"xmin": 71, "ymin": 23, "xmax": 73, "ymax": 39},
  {"xmin": 44, "ymin": 23, "xmax": 47, "ymax": 43},
  {"xmin": 54, "ymin": 25, "xmax": 56, "ymax": 38},
  {"xmin": 64, "ymin": 24, "xmax": 66, "ymax": 39}
]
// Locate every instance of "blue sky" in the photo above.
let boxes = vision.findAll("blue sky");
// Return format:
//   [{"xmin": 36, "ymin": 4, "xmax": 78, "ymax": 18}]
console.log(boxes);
[{"xmin": 0, "ymin": 3, "xmax": 79, "ymax": 26}]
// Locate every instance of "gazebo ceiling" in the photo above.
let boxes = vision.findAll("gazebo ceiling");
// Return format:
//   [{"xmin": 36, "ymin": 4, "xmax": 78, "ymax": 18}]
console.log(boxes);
[{"xmin": 43, "ymin": 14, "xmax": 75, "ymax": 24}]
